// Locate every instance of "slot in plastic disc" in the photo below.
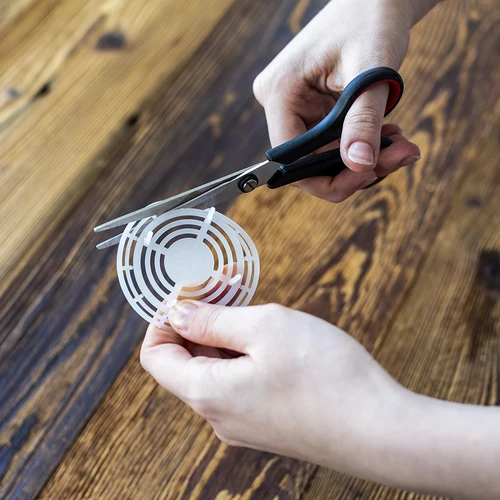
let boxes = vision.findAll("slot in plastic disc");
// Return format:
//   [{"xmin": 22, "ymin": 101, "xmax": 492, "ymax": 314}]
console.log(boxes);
[{"xmin": 117, "ymin": 207, "xmax": 259, "ymax": 329}]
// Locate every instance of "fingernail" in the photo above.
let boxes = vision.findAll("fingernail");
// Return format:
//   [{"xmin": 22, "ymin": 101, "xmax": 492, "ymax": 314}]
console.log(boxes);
[
  {"xmin": 358, "ymin": 176, "xmax": 379, "ymax": 189},
  {"xmin": 168, "ymin": 301, "xmax": 199, "ymax": 332},
  {"xmin": 348, "ymin": 142, "xmax": 374, "ymax": 166},
  {"xmin": 398, "ymin": 155, "xmax": 421, "ymax": 168}
]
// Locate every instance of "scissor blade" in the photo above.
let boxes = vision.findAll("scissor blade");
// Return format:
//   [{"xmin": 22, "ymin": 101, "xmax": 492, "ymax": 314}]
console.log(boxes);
[
  {"xmin": 94, "ymin": 160, "xmax": 280, "ymax": 249},
  {"xmin": 96, "ymin": 234, "xmax": 122, "ymax": 250},
  {"xmin": 174, "ymin": 159, "xmax": 278, "ymax": 211},
  {"xmin": 94, "ymin": 165, "xmax": 253, "ymax": 232}
]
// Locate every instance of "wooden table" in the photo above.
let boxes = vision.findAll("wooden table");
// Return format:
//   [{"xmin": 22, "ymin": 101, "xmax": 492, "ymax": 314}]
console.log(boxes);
[{"xmin": 0, "ymin": 1, "xmax": 498, "ymax": 498}]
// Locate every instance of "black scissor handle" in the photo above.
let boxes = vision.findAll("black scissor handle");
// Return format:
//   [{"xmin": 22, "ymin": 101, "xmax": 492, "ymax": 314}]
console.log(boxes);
[
  {"xmin": 265, "ymin": 67, "xmax": 404, "ymax": 166},
  {"xmin": 267, "ymin": 137, "xmax": 392, "ymax": 189}
]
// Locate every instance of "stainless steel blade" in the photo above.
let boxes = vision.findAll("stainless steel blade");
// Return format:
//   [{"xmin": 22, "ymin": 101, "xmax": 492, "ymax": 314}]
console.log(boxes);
[
  {"xmin": 94, "ymin": 164, "xmax": 254, "ymax": 232},
  {"xmin": 175, "ymin": 160, "xmax": 279, "ymax": 211},
  {"xmin": 96, "ymin": 234, "xmax": 122, "ymax": 250},
  {"xmin": 94, "ymin": 159, "xmax": 280, "ymax": 249}
]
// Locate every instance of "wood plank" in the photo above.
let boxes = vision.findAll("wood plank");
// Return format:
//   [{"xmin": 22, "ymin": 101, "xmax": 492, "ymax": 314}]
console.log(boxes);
[
  {"xmin": 0, "ymin": 0, "xmax": 233, "ymax": 294},
  {"xmin": 36, "ymin": 1, "xmax": 500, "ymax": 499},
  {"xmin": 0, "ymin": 0, "xmax": 40, "ymax": 37},
  {"xmin": 302, "ymin": 106, "xmax": 500, "ymax": 499},
  {"xmin": 0, "ymin": 0, "xmax": 307, "ymax": 497}
]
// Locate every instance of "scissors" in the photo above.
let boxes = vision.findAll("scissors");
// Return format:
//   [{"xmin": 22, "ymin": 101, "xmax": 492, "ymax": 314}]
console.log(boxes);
[{"xmin": 94, "ymin": 66, "xmax": 404, "ymax": 249}]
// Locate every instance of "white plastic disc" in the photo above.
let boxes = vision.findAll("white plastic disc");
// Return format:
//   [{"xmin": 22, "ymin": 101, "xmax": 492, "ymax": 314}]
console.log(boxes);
[{"xmin": 117, "ymin": 207, "xmax": 259, "ymax": 329}]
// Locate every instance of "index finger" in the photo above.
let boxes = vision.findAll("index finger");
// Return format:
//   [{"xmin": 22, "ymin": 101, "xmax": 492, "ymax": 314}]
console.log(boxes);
[
  {"xmin": 263, "ymin": 98, "xmax": 308, "ymax": 147},
  {"xmin": 141, "ymin": 323, "xmax": 205, "ymax": 399}
]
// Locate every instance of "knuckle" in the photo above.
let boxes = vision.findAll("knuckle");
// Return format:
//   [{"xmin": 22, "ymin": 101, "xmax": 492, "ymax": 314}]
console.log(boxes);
[
  {"xmin": 185, "ymin": 385, "xmax": 212, "ymax": 417},
  {"xmin": 139, "ymin": 346, "xmax": 151, "ymax": 373},
  {"xmin": 253, "ymin": 65, "xmax": 292, "ymax": 105},
  {"xmin": 184, "ymin": 364, "xmax": 222, "ymax": 418},
  {"xmin": 193, "ymin": 306, "xmax": 221, "ymax": 343},
  {"xmin": 258, "ymin": 302, "xmax": 285, "ymax": 321},
  {"xmin": 265, "ymin": 302, "xmax": 287, "ymax": 315},
  {"xmin": 252, "ymin": 71, "xmax": 270, "ymax": 103},
  {"xmin": 327, "ymin": 179, "xmax": 356, "ymax": 203},
  {"xmin": 252, "ymin": 303, "xmax": 288, "ymax": 334},
  {"xmin": 214, "ymin": 430, "xmax": 239, "ymax": 447},
  {"xmin": 301, "ymin": 178, "xmax": 349, "ymax": 204},
  {"xmin": 345, "ymin": 109, "xmax": 382, "ymax": 132},
  {"xmin": 327, "ymin": 191, "xmax": 350, "ymax": 203}
]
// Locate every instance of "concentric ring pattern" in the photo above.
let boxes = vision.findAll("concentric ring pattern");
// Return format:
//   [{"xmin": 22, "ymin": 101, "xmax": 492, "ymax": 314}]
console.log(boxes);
[{"xmin": 117, "ymin": 208, "xmax": 259, "ymax": 329}]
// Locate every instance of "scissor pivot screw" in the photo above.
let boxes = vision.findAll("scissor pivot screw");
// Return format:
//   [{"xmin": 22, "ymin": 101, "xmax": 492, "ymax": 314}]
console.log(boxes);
[{"xmin": 239, "ymin": 175, "xmax": 259, "ymax": 193}]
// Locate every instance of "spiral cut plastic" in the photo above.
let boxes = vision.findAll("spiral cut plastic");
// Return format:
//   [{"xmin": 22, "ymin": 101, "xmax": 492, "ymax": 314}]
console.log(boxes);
[{"xmin": 117, "ymin": 207, "xmax": 259, "ymax": 329}]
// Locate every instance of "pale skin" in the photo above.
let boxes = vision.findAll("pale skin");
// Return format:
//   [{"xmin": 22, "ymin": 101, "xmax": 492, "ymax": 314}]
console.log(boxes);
[{"xmin": 141, "ymin": 1, "xmax": 500, "ymax": 498}]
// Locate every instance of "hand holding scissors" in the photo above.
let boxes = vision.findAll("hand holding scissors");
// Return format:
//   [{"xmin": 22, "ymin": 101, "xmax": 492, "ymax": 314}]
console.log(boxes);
[{"xmin": 95, "ymin": 67, "xmax": 406, "ymax": 249}]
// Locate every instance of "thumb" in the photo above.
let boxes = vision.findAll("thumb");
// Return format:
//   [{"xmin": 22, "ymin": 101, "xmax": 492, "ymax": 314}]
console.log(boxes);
[
  {"xmin": 340, "ymin": 82, "xmax": 389, "ymax": 173},
  {"xmin": 168, "ymin": 301, "xmax": 258, "ymax": 353}
]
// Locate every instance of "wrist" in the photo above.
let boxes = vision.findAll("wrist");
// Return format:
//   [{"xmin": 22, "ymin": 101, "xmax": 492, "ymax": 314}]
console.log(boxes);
[
  {"xmin": 367, "ymin": 389, "xmax": 440, "ymax": 491},
  {"xmin": 321, "ymin": 374, "xmax": 414, "ymax": 482},
  {"xmin": 324, "ymin": 385, "xmax": 468, "ymax": 495},
  {"xmin": 369, "ymin": 390, "xmax": 500, "ymax": 498},
  {"xmin": 343, "ymin": 388, "xmax": 449, "ymax": 494}
]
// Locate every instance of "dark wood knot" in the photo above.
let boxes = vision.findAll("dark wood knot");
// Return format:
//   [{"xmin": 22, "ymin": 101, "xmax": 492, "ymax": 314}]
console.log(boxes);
[{"xmin": 95, "ymin": 31, "xmax": 127, "ymax": 51}]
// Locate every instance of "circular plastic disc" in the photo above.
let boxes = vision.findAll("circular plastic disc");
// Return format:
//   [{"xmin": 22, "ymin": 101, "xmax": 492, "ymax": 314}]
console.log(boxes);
[{"xmin": 117, "ymin": 207, "xmax": 260, "ymax": 329}]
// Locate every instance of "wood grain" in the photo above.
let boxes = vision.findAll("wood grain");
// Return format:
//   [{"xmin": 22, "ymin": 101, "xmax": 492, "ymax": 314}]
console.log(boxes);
[
  {"xmin": 0, "ymin": 0, "xmax": 498, "ymax": 499},
  {"xmin": 0, "ymin": 0, "xmax": 306, "ymax": 497},
  {"xmin": 39, "ymin": 0, "xmax": 500, "ymax": 499},
  {"xmin": 0, "ymin": 0, "xmax": 39, "ymax": 37},
  {"xmin": 0, "ymin": 0, "xmax": 234, "ymax": 293},
  {"xmin": 302, "ymin": 103, "xmax": 500, "ymax": 500}
]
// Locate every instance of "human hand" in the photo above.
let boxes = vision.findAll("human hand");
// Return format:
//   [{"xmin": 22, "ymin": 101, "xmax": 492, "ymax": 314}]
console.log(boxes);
[
  {"xmin": 141, "ymin": 301, "xmax": 500, "ymax": 498},
  {"xmin": 141, "ymin": 301, "xmax": 407, "ymax": 474},
  {"xmin": 253, "ymin": 0, "xmax": 427, "ymax": 202}
]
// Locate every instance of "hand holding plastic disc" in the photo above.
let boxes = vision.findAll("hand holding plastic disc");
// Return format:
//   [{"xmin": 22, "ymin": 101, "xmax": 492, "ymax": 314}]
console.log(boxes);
[{"xmin": 117, "ymin": 208, "xmax": 259, "ymax": 329}]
